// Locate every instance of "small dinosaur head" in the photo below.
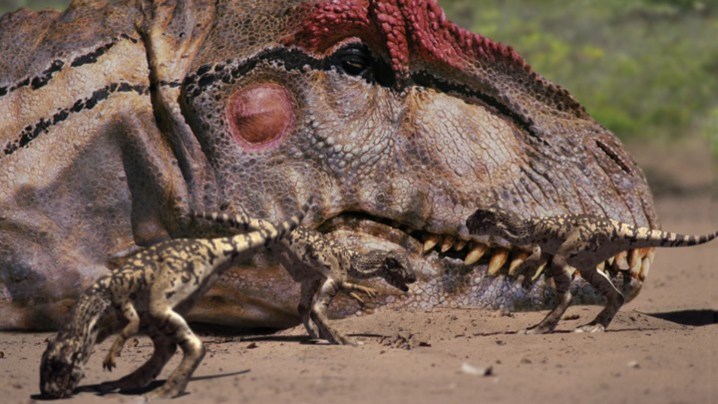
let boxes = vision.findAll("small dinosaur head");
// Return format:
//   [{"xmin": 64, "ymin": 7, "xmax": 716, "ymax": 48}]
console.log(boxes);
[
  {"xmin": 39, "ymin": 337, "xmax": 85, "ymax": 399},
  {"xmin": 379, "ymin": 250, "xmax": 416, "ymax": 292},
  {"xmin": 466, "ymin": 208, "xmax": 530, "ymax": 242}
]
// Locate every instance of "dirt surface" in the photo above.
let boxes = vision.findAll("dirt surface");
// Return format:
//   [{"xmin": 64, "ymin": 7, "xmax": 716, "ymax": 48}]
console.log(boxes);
[{"xmin": 1, "ymin": 141, "xmax": 716, "ymax": 404}]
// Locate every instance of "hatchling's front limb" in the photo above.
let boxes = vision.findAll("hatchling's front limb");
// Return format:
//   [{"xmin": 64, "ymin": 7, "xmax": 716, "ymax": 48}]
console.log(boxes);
[
  {"xmin": 103, "ymin": 302, "xmax": 140, "ymax": 371},
  {"xmin": 340, "ymin": 281, "xmax": 378, "ymax": 305},
  {"xmin": 298, "ymin": 280, "xmax": 321, "ymax": 339},
  {"xmin": 143, "ymin": 286, "xmax": 206, "ymax": 399}
]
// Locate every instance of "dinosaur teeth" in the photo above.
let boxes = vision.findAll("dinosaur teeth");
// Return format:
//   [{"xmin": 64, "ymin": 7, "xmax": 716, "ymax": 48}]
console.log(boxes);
[
  {"xmin": 531, "ymin": 260, "xmax": 548, "ymax": 282},
  {"xmin": 613, "ymin": 251, "xmax": 629, "ymax": 270},
  {"xmin": 453, "ymin": 239, "xmax": 468, "ymax": 251},
  {"xmin": 488, "ymin": 249, "xmax": 509, "ymax": 276},
  {"xmin": 464, "ymin": 243, "xmax": 489, "ymax": 265},
  {"xmin": 508, "ymin": 252, "xmax": 530, "ymax": 277},
  {"xmin": 639, "ymin": 249, "xmax": 655, "ymax": 280},
  {"xmin": 628, "ymin": 248, "xmax": 642, "ymax": 269},
  {"xmin": 440, "ymin": 236, "xmax": 454, "ymax": 253},
  {"xmin": 596, "ymin": 261, "xmax": 606, "ymax": 274},
  {"xmin": 628, "ymin": 249, "xmax": 644, "ymax": 278},
  {"xmin": 423, "ymin": 235, "xmax": 440, "ymax": 253}
]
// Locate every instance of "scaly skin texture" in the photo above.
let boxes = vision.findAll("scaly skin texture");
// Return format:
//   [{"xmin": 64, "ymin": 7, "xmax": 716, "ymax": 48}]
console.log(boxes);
[
  {"xmin": 39, "ymin": 209, "xmax": 304, "ymax": 399},
  {"xmin": 193, "ymin": 211, "xmax": 416, "ymax": 345},
  {"xmin": 1, "ymin": 0, "xmax": 659, "ymax": 330},
  {"xmin": 467, "ymin": 209, "xmax": 718, "ymax": 334}
]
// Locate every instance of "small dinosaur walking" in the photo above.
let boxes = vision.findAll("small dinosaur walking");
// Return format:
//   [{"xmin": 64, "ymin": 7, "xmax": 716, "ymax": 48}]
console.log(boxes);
[
  {"xmin": 466, "ymin": 208, "xmax": 717, "ymax": 334},
  {"xmin": 192, "ymin": 212, "xmax": 416, "ymax": 345},
  {"xmin": 39, "ymin": 205, "xmax": 308, "ymax": 400}
]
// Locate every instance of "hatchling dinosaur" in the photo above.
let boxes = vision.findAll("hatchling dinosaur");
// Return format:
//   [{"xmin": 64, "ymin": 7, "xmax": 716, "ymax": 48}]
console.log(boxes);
[
  {"xmin": 467, "ymin": 208, "xmax": 718, "ymax": 334},
  {"xmin": 39, "ymin": 206, "xmax": 307, "ymax": 399},
  {"xmin": 192, "ymin": 211, "xmax": 416, "ymax": 345},
  {"xmin": 2, "ymin": 0, "xmax": 666, "ymax": 331}
]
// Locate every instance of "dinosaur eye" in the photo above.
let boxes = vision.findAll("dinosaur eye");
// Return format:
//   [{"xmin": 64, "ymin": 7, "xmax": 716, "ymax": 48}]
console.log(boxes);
[{"xmin": 330, "ymin": 44, "xmax": 372, "ymax": 76}]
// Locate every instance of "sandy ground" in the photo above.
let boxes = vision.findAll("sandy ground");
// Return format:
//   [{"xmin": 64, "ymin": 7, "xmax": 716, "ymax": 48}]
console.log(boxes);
[{"xmin": 0, "ymin": 141, "xmax": 716, "ymax": 404}]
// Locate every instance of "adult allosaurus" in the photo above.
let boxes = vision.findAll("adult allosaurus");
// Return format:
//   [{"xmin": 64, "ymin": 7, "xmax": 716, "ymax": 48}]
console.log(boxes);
[{"xmin": 2, "ymin": 0, "xmax": 668, "ymax": 330}]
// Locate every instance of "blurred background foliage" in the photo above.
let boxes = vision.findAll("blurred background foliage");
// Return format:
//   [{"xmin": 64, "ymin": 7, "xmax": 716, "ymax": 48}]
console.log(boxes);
[{"xmin": 1, "ymin": 0, "xmax": 716, "ymax": 153}]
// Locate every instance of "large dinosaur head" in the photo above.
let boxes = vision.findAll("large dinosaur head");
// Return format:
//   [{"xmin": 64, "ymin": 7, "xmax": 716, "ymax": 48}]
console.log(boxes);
[{"xmin": 146, "ymin": 0, "xmax": 656, "ymax": 320}]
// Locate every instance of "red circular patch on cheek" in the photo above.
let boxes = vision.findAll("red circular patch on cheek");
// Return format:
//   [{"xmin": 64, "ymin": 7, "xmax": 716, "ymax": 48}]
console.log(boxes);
[{"xmin": 226, "ymin": 83, "xmax": 295, "ymax": 150}]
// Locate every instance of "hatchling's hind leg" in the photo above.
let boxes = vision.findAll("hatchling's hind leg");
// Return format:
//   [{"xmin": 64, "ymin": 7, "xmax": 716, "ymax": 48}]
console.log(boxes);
[
  {"xmin": 523, "ymin": 254, "xmax": 574, "ymax": 334},
  {"xmin": 298, "ymin": 280, "xmax": 322, "ymax": 339},
  {"xmin": 144, "ymin": 308, "xmax": 205, "ymax": 399},
  {"xmin": 310, "ymin": 278, "xmax": 354, "ymax": 345},
  {"xmin": 574, "ymin": 266, "xmax": 624, "ymax": 333}
]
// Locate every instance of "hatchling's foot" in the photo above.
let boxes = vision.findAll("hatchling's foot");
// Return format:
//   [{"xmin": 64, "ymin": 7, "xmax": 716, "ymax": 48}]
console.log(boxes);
[
  {"xmin": 320, "ymin": 329, "xmax": 356, "ymax": 346},
  {"xmin": 144, "ymin": 382, "xmax": 185, "ymax": 400},
  {"xmin": 313, "ymin": 321, "xmax": 356, "ymax": 346},
  {"xmin": 574, "ymin": 323, "xmax": 606, "ymax": 333},
  {"xmin": 521, "ymin": 323, "xmax": 556, "ymax": 335}
]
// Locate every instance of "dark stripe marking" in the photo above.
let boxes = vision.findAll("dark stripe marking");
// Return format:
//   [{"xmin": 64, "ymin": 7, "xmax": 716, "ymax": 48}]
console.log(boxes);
[
  {"xmin": 2, "ymin": 82, "xmax": 148, "ymax": 159},
  {"xmin": 0, "ymin": 35, "xmax": 140, "ymax": 98},
  {"xmin": 70, "ymin": 41, "xmax": 116, "ymax": 68}
]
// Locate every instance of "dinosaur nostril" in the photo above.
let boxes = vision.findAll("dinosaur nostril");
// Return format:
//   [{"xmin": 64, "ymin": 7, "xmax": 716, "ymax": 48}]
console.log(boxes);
[{"xmin": 226, "ymin": 83, "xmax": 295, "ymax": 150}]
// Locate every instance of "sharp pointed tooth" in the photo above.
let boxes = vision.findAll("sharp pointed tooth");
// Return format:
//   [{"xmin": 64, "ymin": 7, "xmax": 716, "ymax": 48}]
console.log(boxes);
[
  {"xmin": 628, "ymin": 249, "xmax": 643, "ymax": 277},
  {"xmin": 628, "ymin": 249, "xmax": 642, "ymax": 268},
  {"xmin": 639, "ymin": 249, "xmax": 655, "ymax": 280},
  {"xmin": 453, "ymin": 239, "xmax": 468, "ymax": 251},
  {"xmin": 508, "ymin": 252, "xmax": 530, "ymax": 277},
  {"xmin": 643, "ymin": 248, "xmax": 656, "ymax": 280},
  {"xmin": 440, "ymin": 236, "xmax": 454, "ymax": 253},
  {"xmin": 596, "ymin": 261, "xmax": 606, "ymax": 274},
  {"xmin": 488, "ymin": 249, "xmax": 509, "ymax": 276},
  {"xmin": 531, "ymin": 261, "xmax": 548, "ymax": 282},
  {"xmin": 464, "ymin": 243, "xmax": 488, "ymax": 265},
  {"xmin": 607, "ymin": 256, "xmax": 615, "ymax": 266},
  {"xmin": 613, "ymin": 251, "xmax": 629, "ymax": 270},
  {"xmin": 423, "ymin": 235, "xmax": 440, "ymax": 253}
]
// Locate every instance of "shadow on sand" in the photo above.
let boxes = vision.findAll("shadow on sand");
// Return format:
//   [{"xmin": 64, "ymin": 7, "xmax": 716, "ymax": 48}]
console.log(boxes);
[
  {"xmin": 645, "ymin": 310, "xmax": 718, "ymax": 327},
  {"xmin": 31, "ymin": 369, "xmax": 250, "ymax": 400}
]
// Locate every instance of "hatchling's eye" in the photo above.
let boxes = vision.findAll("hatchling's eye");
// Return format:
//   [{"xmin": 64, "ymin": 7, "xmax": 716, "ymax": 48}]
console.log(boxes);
[{"xmin": 331, "ymin": 44, "xmax": 373, "ymax": 76}]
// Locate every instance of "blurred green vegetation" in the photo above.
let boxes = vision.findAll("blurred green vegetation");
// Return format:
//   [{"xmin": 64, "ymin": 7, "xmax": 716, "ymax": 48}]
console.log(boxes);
[
  {"xmin": 441, "ymin": 0, "xmax": 718, "ymax": 154},
  {"xmin": 1, "ymin": 0, "xmax": 716, "ymax": 153}
]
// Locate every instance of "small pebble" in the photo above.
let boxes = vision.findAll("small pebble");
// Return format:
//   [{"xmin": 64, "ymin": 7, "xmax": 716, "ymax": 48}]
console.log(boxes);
[
  {"xmin": 627, "ymin": 360, "xmax": 640, "ymax": 368},
  {"xmin": 461, "ymin": 362, "xmax": 493, "ymax": 376}
]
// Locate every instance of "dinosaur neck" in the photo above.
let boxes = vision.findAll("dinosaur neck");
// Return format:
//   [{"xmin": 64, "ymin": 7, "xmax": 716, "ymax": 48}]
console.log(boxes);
[{"xmin": 57, "ymin": 289, "xmax": 112, "ymax": 364}]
